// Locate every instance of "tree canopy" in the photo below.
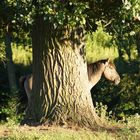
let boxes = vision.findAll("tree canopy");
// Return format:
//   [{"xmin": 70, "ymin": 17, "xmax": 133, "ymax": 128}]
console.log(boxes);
[{"xmin": 1, "ymin": 0, "xmax": 140, "ymax": 58}]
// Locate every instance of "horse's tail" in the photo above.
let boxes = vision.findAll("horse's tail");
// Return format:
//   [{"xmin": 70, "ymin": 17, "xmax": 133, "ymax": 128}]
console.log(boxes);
[{"xmin": 16, "ymin": 76, "xmax": 28, "ymax": 114}]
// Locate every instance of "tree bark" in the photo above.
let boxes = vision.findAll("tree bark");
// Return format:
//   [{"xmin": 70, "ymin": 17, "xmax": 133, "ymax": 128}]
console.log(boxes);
[{"xmin": 25, "ymin": 15, "xmax": 102, "ymax": 129}]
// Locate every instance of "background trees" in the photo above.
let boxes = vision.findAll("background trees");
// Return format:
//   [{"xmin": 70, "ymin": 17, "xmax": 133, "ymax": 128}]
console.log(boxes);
[{"xmin": 0, "ymin": 0, "xmax": 140, "ymax": 125}]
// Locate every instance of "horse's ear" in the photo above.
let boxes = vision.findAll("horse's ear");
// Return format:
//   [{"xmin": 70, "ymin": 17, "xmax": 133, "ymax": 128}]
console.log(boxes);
[
  {"xmin": 107, "ymin": 58, "xmax": 110, "ymax": 62},
  {"xmin": 105, "ymin": 58, "xmax": 110, "ymax": 66}
]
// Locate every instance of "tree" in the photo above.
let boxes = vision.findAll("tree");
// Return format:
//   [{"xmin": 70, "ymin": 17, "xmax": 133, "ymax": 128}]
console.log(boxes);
[
  {"xmin": 0, "ymin": 0, "xmax": 31, "ymax": 92},
  {"xmin": 1, "ymin": 0, "xmax": 137, "ymax": 129},
  {"xmin": 19, "ymin": 1, "xmax": 108, "ymax": 129},
  {"xmin": 0, "ymin": 0, "xmax": 17, "ymax": 92},
  {"xmin": 105, "ymin": 0, "xmax": 140, "ymax": 60},
  {"xmin": 20, "ymin": 0, "xmax": 140, "ymax": 129}
]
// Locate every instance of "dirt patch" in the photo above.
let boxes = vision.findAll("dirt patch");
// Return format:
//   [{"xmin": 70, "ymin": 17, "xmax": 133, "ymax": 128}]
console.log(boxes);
[{"xmin": 0, "ymin": 127, "xmax": 12, "ymax": 138}]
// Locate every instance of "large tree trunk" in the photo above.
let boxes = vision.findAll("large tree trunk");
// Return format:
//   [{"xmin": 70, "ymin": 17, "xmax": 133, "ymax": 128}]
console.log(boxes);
[{"xmin": 25, "ymin": 16, "xmax": 102, "ymax": 129}]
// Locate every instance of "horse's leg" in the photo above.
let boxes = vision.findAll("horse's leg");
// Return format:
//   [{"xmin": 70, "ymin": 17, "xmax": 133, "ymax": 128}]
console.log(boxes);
[
  {"xmin": 23, "ymin": 75, "xmax": 35, "ymax": 123},
  {"xmin": 16, "ymin": 76, "xmax": 28, "ymax": 114}
]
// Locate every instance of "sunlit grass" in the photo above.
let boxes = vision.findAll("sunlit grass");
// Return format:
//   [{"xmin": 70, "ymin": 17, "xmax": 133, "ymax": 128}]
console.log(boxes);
[
  {"xmin": 0, "ymin": 114, "xmax": 140, "ymax": 140},
  {"xmin": 12, "ymin": 44, "xmax": 32, "ymax": 66},
  {"xmin": 0, "ymin": 125, "xmax": 98, "ymax": 140},
  {"xmin": 0, "ymin": 43, "xmax": 6, "ymax": 62},
  {"xmin": 85, "ymin": 24, "xmax": 119, "ymax": 63},
  {"xmin": 86, "ymin": 45, "xmax": 119, "ymax": 63}
]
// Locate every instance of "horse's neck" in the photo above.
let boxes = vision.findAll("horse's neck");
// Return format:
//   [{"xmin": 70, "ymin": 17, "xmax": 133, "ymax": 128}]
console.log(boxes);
[
  {"xmin": 88, "ymin": 63, "xmax": 105, "ymax": 89},
  {"xmin": 89, "ymin": 70, "xmax": 103, "ymax": 86}
]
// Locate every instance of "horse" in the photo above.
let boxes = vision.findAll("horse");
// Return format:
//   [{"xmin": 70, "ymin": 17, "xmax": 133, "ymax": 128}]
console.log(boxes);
[
  {"xmin": 17, "ymin": 59, "xmax": 120, "ymax": 113},
  {"xmin": 87, "ymin": 59, "xmax": 120, "ymax": 89}
]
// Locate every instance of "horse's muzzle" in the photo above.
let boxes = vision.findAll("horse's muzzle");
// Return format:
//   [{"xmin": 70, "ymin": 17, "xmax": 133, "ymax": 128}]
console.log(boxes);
[{"xmin": 114, "ymin": 77, "xmax": 120, "ymax": 85}]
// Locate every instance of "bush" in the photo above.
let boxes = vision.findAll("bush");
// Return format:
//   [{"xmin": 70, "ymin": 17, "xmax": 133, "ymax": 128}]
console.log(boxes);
[
  {"xmin": 91, "ymin": 70, "xmax": 140, "ymax": 120},
  {"xmin": 0, "ymin": 92, "xmax": 23, "ymax": 124}
]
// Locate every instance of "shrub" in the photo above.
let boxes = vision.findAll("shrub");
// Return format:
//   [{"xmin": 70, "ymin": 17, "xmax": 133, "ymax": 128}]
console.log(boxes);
[
  {"xmin": 91, "ymin": 71, "xmax": 140, "ymax": 120},
  {"xmin": 0, "ymin": 93, "xmax": 23, "ymax": 124}
]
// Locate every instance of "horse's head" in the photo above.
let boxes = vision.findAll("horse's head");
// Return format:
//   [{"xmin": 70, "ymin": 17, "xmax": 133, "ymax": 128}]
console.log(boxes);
[{"xmin": 103, "ymin": 59, "xmax": 120, "ymax": 85}]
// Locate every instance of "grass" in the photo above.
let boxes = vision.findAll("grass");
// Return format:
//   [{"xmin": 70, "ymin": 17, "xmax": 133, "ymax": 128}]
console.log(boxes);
[
  {"xmin": 0, "ymin": 125, "xmax": 115, "ymax": 140},
  {"xmin": 0, "ymin": 115, "xmax": 140, "ymax": 140},
  {"xmin": 12, "ymin": 44, "xmax": 32, "ymax": 66},
  {"xmin": 0, "ymin": 99, "xmax": 140, "ymax": 140},
  {"xmin": 85, "ymin": 23, "xmax": 119, "ymax": 63},
  {"xmin": 0, "ymin": 125, "xmax": 102, "ymax": 140}
]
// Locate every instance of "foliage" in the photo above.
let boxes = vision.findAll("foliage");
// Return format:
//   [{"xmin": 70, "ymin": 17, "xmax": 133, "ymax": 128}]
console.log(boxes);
[
  {"xmin": 85, "ymin": 22, "xmax": 118, "ymax": 63},
  {"xmin": 0, "ymin": 93, "xmax": 23, "ymax": 124},
  {"xmin": 104, "ymin": 0, "xmax": 140, "ymax": 60},
  {"xmin": 115, "ymin": 73, "xmax": 140, "ymax": 118},
  {"xmin": 0, "ymin": 43, "xmax": 5, "ymax": 62},
  {"xmin": 12, "ymin": 44, "xmax": 32, "ymax": 66},
  {"xmin": 91, "ymin": 66, "xmax": 140, "ymax": 119},
  {"xmin": 95, "ymin": 102, "xmax": 113, "ymax": 123},
  {"xmin": 37, "ymin": 1, "xmax": 88, "ymax": 27}
]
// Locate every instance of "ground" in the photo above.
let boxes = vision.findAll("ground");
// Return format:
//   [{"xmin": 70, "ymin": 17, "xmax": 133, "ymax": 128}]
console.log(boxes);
[{"xmin": 0, "ymin": 120, "xmax": 140, "ymax": 140}]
